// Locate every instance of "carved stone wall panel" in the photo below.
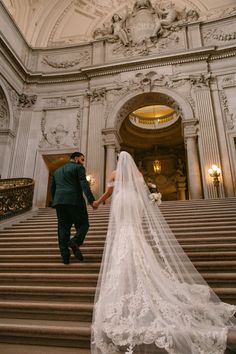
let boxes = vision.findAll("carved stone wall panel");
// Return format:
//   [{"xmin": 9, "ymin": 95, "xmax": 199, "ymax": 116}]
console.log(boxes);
[
  {"xmin": 0, "ymin": 87, "xmax": 9, "ymax": 129},
  {"xmin": 38, "ymin": 108, "xmax": 81, "ymax": 149},
  {"xmin": 202, "ymin": 17, "xmax": 236, "ymax": 46},
  {"xmin": 38, "ymin": 48, "xmax": 92, "ymax": 72},
  {"xmin": 220, "ymin": 87, "xmax": 236, "ymax": 131}
]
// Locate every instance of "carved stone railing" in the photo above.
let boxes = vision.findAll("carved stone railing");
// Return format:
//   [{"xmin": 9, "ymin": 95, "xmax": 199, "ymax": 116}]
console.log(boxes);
[
  {"xmin": 0, "ymin": 178, "xmax": 34, "ymax": 220},
  {"xmin": 129, "ymin": 112, "xmax": 180, "ymax": 130}
]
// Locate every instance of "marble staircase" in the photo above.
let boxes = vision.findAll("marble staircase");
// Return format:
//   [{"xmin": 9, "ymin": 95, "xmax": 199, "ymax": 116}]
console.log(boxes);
[{"xmin": 0, "ymin": 198, "xmax": 236, "ymax": 353}]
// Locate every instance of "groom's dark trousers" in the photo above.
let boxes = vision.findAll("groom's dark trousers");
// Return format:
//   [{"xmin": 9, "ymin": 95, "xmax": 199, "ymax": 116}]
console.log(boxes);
[{"xmin": 51, "ymin": 161, "xmax": 95, "ymax": 261}]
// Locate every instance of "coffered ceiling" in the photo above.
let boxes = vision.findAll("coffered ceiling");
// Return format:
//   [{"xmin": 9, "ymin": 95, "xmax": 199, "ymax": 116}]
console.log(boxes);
[{"xmin": 2, "ymin": 0, "xmax": 236, "ymax": 48}]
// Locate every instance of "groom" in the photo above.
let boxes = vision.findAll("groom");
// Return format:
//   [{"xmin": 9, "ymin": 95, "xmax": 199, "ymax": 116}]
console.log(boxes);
[{"xmin": 51, "ymin": 152, "xmax": 97, "ymax": 264}]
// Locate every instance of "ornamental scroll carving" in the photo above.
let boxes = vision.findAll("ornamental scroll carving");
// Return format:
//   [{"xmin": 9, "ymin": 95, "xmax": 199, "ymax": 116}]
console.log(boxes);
[
  {"xmin": 93, "ymin": 0, "xmax": 199, "ymax": 56},
  {"xmin": 204, "ymin": 28, "xmax": 236, "ymax": 45},
  {"xmin": 0, "ymin": 88, "xmax": 9, "ymax": 129},
  {"xmin": 86, "ymin": 88, "xmax": 107, "ymax": 103},
  {"xmin": 103, "ymin": 71, "xmax": 197, "ymax": 122},
  {"xmin": 39, "ymin": 110, "xmax": 81, "ymax": 148},
  {"xmin": 42, "ymin": 51, "xmax": 91, "ymax": 69},
  {"xmin": 39, "ymin": 96, "xmax": 82, "ymax": 148},
  {"xmin": 219, "ymin": 91, "xmax": 234, "ymax": 130},
  {"xmin": 18, "ymin": 94, "xmax": 37, "ymax": 109}
]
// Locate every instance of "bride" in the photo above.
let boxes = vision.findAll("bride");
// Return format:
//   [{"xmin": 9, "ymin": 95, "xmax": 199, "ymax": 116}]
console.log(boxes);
[{"xmin": 91, "ymin": 151, "xmax": 236, "ymax": 354}]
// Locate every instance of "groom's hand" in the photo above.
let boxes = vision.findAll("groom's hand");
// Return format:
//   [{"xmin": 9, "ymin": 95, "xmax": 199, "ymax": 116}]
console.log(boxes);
[{"xmin": 91, "ymin": 201, "xmax": 99, "ymax": 209}]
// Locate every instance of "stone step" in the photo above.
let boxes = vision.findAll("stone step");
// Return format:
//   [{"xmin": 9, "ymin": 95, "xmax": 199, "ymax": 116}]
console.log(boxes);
[
  {"xmin": 1, "ymin": 229, "xmax": 236, "ymax": 239},
  {"xmin": 0, "ymin": 260, "xmax": 235, "ymax": 274},
  {"xmin": 0, "ymin": 285, "xmax": 96, "ymax": 302},
  {"xmin": 0, "ymin": 272, "xmax": 98, "ymax": 286},
  {"xmin": 0, "ymin": 300, "xmax": 93, "ymax": 322},
  {"xmin": 0, "ymin": 284, "xmax": 235, "ymax": 304},
  {"xmin": 15, "ymin": 218, "xmax": 236, "ymax": 227},
  {"xmin": 0, "ymin": 201, "xmax": 236, "ymax": 351},
  {"xmin": 0, "ymin": 318, "xmax": 90, "ymax": 348},
  {"xmin": 1, "ymin": 236, "xmax": 236, "ymax": 247},
  {"xmin": 0, "ymin": 262, "xmax": 101, "ymax": 273},
  {"xmin": 1, "ymin": 243, "xmax": 236, "ymax": 255},
  {"xmin": 0, "ymin": 271, "xmax": 235, "ymax": 289},
  {"xmin": 5, "ymin": 223, "xmax": 236, "ymax": 232},
  {"xmin": 0, "ymin": 343, "xmax": 91, "ymax": 354},
  {"xmin": 0, "ymin": 250, "xmax": 235, "ymax": 262}
]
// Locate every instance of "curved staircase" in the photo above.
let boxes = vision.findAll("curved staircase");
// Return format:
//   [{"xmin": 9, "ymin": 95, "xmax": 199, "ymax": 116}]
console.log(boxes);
[{"xmin": 0, "ymin": 198, "xmax": 236, "ymax": 353}]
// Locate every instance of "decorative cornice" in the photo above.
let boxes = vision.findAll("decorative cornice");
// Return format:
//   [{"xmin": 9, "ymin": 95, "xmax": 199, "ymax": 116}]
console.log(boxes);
[
  {"xmin": 1, "ymin": 26, "xmax": 236, "ymax": 84},
  {"xmin": 81, "ymin": 47, "xmax": 217, "ymax": 79}
]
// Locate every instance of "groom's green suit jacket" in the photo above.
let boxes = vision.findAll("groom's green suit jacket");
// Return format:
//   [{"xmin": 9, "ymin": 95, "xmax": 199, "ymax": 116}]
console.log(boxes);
[{"xmin": 51, "ymin": 161, "xmax": 95, "ymax": 207}]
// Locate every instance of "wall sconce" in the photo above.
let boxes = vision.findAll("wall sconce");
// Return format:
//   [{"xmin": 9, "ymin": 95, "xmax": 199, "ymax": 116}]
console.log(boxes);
[
  {"xmin": 153, "ymin": 160, "xmax": 161, "ymax": 174},
  {"xmin": 208, "ymin": 164, "xmax": 221, "ymax": 197},
  {"xmin": 86, "ymin": 175, "xmax": 95, "ymax": 186}
]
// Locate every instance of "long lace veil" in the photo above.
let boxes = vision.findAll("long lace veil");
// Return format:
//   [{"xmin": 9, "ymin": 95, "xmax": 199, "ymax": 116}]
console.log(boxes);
[{"xmin": 91, "ymin": 151, "xmax": 236, "ymax": 354}]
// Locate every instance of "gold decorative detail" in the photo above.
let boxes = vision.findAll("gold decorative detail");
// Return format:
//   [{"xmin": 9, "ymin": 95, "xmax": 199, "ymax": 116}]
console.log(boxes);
[
  {"xmin": 0, "ymin": 178, "xmax": 34, "ymax": 220},
  {"xmin": 153, "ymin": 160, "xmax": 161, "ymax": 174}
]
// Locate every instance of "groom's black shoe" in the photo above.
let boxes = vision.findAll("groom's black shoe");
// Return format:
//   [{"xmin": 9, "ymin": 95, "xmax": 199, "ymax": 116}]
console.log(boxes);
[
  {"xmin": 68, "ymin": 240, "xmax": 84, "ymax": 261},
  {"xmin": 62, "ymin": 257, "xmax": 70, "ymax": 265}
]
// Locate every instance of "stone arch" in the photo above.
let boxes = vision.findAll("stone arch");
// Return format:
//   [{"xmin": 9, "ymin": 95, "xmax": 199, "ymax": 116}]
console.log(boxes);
[
  {"xmin": 104, "ymin": 87, "xmax": 202, "ymax": 199},
  {"xmin": 107, "ymin": 87, "xmax": 195, "ymax": 131}
]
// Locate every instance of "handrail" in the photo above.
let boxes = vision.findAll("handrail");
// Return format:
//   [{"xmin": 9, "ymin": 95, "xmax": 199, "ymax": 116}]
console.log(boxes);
[{"xmin": 0, "ymin": 178, "xmax": 34, "ymax": 220}]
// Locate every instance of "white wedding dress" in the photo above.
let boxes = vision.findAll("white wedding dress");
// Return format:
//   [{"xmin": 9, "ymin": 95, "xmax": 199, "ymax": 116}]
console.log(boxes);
[{"xmin": 91, "ymin": 151, "xmax": 236, "ymax": 354}]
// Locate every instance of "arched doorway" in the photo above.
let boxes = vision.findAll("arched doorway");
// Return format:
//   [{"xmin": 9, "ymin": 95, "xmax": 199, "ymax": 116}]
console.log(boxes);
[
  {"xmin": 119, "ymin": 104, "xmax": 187, "ymax": 200},
  {"xmin": 104, "ymin": 89, "xmax": 202, "ymax": 200}
]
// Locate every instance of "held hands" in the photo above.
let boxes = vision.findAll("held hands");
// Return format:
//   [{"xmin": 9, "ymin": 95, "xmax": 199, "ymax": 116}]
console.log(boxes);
[{"xmin": 91, "ymin": 201, "xmax": 99, "ymax": 209}]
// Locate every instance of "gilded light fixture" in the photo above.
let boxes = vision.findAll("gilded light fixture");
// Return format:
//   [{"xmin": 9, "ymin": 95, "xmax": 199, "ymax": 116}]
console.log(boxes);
[
  {"xmin": 208, "ymin": 164, "xmax": 221, "ymax": 197},
  {"xmin": 153, "ymin": 160, "xmax": 161, "ymax": 174}
]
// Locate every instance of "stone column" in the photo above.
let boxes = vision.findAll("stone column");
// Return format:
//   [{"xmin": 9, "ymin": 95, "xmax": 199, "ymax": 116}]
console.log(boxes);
[
  {"xmin": 212, "ymin": 80, "xmax": 235, "ymax": 197},
  {"xmin": 176, "ymin": 176, "xmax": 187, "ymax": 200},
  {"xmin": 102, "ymin": 128, "xmax": 120, "ymax": 186},
  {"xmin": 192, "ymin": 77, "xmax": 224, "ymax": 198},
  {"xmin": 184, "ymin": 122, "xmax": 203, "ymax": 199},
  {"xmin": 80, "ymin": 95, "xmax": 90, "ymax": 155},
  {"xmin": 86, "ymin": 89, "xmax": 106, "ymax": 197},
  {"xmin": 10, "ymin": 94, "xmax": 37, "ymax": 177}
]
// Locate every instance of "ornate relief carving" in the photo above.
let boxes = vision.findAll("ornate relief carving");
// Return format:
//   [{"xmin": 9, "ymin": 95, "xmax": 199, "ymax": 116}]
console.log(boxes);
[
  {"xmin": 18, "ymin": 94, "xmax": 37, "ymax": 108},
  {"xmin": 93, "ymin": 1, "xmax": 198, "ymax": 56},
  {"xmin": 189, "ymin": 74, "xmax": 211, "ymax": 88},
  {"xmin": 103, "ymin": 71, "xmax": 195, "ymax": 122},
  {"xmin": 0, "ymin": 89, "xmax": 9, "ymax": 129},
  {"xmin": 219, "ymin": 90, "xmax": 234, "ymax": 130},
  {"xmin": 200, "ymin": 6, "xmax": 236, "ymax": 22},
  {"xmin": 43, "ymin": 95, "xmax": 82, "ymax": 109},
  {"xmin": 204, "ymin": 28, "xmax": 236, "ymax": 45},
  {"xmin": 221, "ymin": 75, "xmax": 236, "ymax": 88},
  {"xmin": 42, "ymin": 51, "xmax": 91, "ymax": 69},
  {"xmin": 86, "ymin": 88, "xmax": 107, "ymax": 103},
  {"xmin": 183, "ymin": 120, "xmax": 198, "ymax": 138},
  {"xmin": 39, "ymin": 108, "xmax": 81, "ymax": 148}
]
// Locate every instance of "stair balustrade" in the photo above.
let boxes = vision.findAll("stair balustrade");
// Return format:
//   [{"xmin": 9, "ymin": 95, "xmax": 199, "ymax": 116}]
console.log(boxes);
[{"xmin": 0, "ymin": 178, "xmax": 34, "ymax": 220}]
